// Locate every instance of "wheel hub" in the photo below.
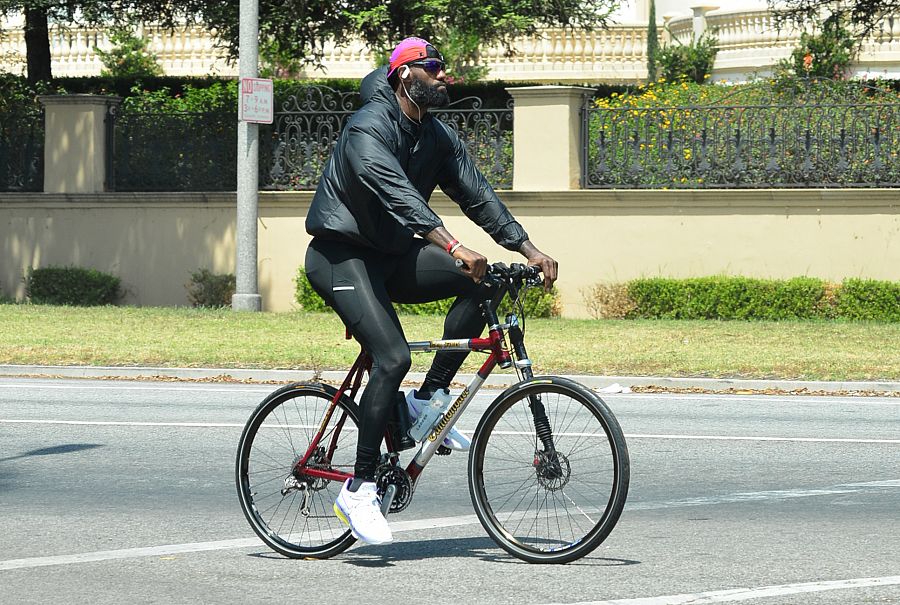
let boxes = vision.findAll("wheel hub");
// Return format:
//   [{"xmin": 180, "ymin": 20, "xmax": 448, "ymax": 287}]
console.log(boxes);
[{"xmin": 534, "ymin": 450, "xmax": 571, "ymax": 491}]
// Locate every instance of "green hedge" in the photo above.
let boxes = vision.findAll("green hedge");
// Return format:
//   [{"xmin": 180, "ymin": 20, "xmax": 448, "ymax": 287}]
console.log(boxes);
[
  {"xmin": 621, "ymin": 276, "xmax": 898, "ymax": 321},
  {"xmin": 26, "ymin": 266, "xmax": 122, "ymax": 306},
  {"xmin": 186, "ymin": 269, "xmax": 235, "ymax": 308},
  {"xmin": 295, "ymin": 266, "xmax": 560, "ymax": 318},
  {"xmin": 835, "ymin": 279, "xmax": 900, "ymax": 321}
]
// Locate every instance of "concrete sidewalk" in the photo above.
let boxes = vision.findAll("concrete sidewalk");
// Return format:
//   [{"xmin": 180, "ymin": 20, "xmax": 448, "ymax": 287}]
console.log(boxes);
[{"xmin": 0, "ymin": 364, "xmax": 897, "ymax": 394}]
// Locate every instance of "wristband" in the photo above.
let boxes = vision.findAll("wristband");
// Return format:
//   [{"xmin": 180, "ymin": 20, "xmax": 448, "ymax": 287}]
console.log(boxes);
[
  {"xmin": 449, "ymin": 241, "xmax": 462, "ymax": 255},
  {"xmin": 445, "ymin": 239, "xmax": 459, "ymax": 254}
]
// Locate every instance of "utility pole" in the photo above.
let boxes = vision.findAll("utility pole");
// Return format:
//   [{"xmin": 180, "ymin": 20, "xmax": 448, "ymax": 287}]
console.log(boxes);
[{"xmin": 232, "ymin": 0, "xmax": 262, "ymax": 311}]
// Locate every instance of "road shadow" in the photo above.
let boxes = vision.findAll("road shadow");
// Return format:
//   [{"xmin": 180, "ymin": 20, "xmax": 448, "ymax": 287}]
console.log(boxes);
[
  {"xmin": 0, "ymin": 443, "xmax": 104, "ymax": 463},
  {"xmin": 249, "ymin": 535, "xmax": 640, "ymax": 567}
]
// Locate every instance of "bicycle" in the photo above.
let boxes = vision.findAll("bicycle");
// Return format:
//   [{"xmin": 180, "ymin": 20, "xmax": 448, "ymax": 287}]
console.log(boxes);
[{"xmin": 236, "ymin": 262, "xmax": 630, "ymax": 564}]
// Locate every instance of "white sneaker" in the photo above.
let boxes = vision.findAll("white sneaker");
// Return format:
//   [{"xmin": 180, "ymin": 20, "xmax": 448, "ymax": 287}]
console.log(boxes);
[
  {"xmin": 406, "ymin": 390, "xmax": 471, "ymax": 451},
  {"xmin": 333, "ymin": 480, "xmax": 393, "ymax": 545}
]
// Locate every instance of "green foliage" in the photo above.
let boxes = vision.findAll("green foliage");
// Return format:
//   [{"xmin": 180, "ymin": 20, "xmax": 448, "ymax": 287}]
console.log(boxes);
[
  {"xmin": 0, "ymin": 73, "xmax": 54, "ymax": 112},
  {"xmin": 186, "ymin": 269, "xmax": 235, "ymax": 308},
  {"xmin": 602, "ymin": 276, "xmax": 898, "ymax": 321},
  {"xmin": 646, "ymin": 0, "xmax": 660, "ymax": 82},
  {"xmin": 834, "ymin": 279, "xmax": 900, "ymax": 321},
  {"xmin": 782, "ymin": 16, "xmax": 857, "ymax": 80},
  {"xmin": 0, "ymin": 282, "xmax": 14, "ymax": 304},
  {"xmin": 199, "ymin": 0, "xmax": 619, "ymax": 82},
  {"xmin": 294, "ymin": 266, "xmax": 331, "ymax": 313},
  {"xmin": 586, "ymin": 77, "xmax": 900, "ymax": 188},
  {"xmin": 26, "ymin": 266, "xmax": 122, "ymax": 306},
  {"xmin": 94, "ymin": 28, "xmax": 163, "ymax": 79},
  {"xmin": 120, "ymin": 80, "xmax": 237, "ymax": 113},
  {"xmin": 658, "ymin": 31, "xmax": 718, "ymax": 84},
  {"xmin": 626, "ymin": 276, "xmax": 828, "ymax": 320},
  {"xmin": 499, "ymin": 286, "xmax": 561, "ymax": 319},
  {"xmin": 295, "ymin": 266, "xmax": 560, "ymax": 318},
  {"xmin": 768, "ymin": 0, "xmax": 895, "ymax": 40}
]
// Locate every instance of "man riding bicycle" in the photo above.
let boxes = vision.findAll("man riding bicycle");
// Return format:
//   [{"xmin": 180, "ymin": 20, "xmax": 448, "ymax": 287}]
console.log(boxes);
[{"xmin": 304, "ymin": 37, "xmax": 558, "ymax": 545}]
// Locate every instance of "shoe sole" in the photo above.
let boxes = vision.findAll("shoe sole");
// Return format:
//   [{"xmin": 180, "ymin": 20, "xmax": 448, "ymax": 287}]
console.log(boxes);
[{"xmin": 333, "ymin": 502, "xmax": 392, "ymax": 545}]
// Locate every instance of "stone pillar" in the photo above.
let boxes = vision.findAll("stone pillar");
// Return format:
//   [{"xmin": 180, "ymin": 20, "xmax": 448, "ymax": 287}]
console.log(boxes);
[
  {"xmin": 38, "ymin": 94, "xmax": 121, "ymax": 193},
  {"xmin": 507, "ymin": 86, "xmax": 594, "ymax": 191},
  {"xmin": 663, "ymin": 14, "xmax": 677, "ymax": 43},
  {"xmin": 691, "ymin": 4, "xmax": 719, "ymax": 38}
]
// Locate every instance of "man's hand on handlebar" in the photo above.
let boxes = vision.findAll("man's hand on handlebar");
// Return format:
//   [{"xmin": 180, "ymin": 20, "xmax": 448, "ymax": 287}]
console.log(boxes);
[
  {"xmin": 452, "ymin": 246, "xmax": 488, "ymax": 282},
  {"xmin": 518, "ymin": 241, "xmax": 558, "ymax": 290}
]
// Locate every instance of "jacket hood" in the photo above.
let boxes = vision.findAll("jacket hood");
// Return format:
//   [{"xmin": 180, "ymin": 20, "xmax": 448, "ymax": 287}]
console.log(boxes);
[{"xmin": 360, "ymin": 66, "xmax": 397, "ymax": 107}]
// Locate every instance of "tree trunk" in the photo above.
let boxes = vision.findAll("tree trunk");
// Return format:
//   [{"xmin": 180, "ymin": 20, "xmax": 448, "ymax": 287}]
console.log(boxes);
[{"xmin": 24, "ymin": 4, "xmax": 53, "ymax": 83}]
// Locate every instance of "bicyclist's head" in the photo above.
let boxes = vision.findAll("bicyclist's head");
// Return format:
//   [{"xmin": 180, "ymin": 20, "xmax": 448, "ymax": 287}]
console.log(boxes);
[{"xmin": 387, "ymin": 37, "xmax": 449, "ymax": 109}]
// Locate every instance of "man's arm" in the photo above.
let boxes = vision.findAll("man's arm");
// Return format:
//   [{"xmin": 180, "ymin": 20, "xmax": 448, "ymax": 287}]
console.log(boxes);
[
  {"xmin": 423, "ymin": 226, "xmax": 488, "ymax": 282},
  {"xmin": 437, "ymin": 133, "xmax": 529, "ymax": 251},
  {"xmin": 438, "ymin": 131, "xmax": 558, "ymax": 288}
]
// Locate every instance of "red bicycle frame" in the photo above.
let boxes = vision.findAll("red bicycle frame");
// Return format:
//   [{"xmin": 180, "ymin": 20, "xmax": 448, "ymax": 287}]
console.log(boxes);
[{"xmin": 294, "ymin": 321, "xmax": 513, "ymax": 486}]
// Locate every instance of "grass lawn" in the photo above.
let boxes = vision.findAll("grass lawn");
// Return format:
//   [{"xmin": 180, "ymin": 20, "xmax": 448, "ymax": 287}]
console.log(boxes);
[{"xmin": 0, "ymin": 305, "xmax": 898, "ymax": 381}]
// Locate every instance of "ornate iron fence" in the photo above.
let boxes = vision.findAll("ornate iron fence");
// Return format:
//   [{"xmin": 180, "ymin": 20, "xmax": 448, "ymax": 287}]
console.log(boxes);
[
  {"xmin": 0, "ymin": 106, "xmax": 43, "ymax": 192},
  {"xmin": 264, "ymin": 87, "xmax": 360, "ymax": 190},
  {"xmin": 265, "ymin": 87, "xmax": 513, "ymax": 190},
  {"xmin": 109, "ymin": 86, "xmax": 512, "ymax": 192},
  {"xmin": 109, "ymin": 105, "xmax": 237, "ymax": 191},
  {"xmin": 582, "ymin": 79, "xmax": 900, "ymax": 188}
]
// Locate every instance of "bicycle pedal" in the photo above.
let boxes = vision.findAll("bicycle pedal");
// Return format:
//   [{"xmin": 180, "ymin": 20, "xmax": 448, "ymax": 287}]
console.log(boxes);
[{"xmin": 436, "ymin": 445, "xmax": 451, "ymax": 456}]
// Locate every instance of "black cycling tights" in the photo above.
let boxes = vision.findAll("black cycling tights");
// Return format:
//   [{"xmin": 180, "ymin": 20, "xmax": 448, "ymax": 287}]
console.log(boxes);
[{"xmin": 305, "ymin": 237, "xmax": 495, "ymax": 481}]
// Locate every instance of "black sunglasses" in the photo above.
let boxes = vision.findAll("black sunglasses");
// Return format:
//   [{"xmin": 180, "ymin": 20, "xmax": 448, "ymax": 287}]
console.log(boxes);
[{"xmin": 407, "ymin": 59, "xmax": 446, "ymax": 76}]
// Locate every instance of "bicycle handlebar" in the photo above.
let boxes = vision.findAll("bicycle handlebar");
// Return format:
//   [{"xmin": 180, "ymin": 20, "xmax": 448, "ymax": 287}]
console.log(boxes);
[
  {"xmin": 454, "ymin": 258, "xmax": 542, "ymax": 287},
  {"xmin": 484, "ymin": 262, "xmax": 542, "ymax": 287}
]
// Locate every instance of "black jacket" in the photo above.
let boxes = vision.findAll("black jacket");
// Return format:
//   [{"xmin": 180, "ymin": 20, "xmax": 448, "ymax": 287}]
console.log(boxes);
[{"xmin": 305, "ymin": 67, "xmax": 528, "ymax": 255}]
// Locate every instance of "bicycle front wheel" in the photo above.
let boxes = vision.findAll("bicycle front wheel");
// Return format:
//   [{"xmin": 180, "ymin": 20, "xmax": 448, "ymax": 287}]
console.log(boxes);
[
  {"xmin": 468, "ymin": 376, "xmax": 630, "ymax": 564},
  {"xmin": 236, "ymin": 382, "xmax": 359, "ymax": 559}
]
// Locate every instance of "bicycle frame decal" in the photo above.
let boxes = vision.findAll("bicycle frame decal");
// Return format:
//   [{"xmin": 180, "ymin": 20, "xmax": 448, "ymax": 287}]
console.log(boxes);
[
  {"xmin": 408, "ymin": 371, "xmax": 486, "ymax": 479},
  {"xmin": 427, "ymin": 386, "xmax": 470, "ymax": 442}
]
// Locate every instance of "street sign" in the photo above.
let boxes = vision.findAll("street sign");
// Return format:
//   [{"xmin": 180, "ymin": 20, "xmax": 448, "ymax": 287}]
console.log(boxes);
[{"xmin": 239, "ymin": 77, "xmax": 273, "ymax": 124}]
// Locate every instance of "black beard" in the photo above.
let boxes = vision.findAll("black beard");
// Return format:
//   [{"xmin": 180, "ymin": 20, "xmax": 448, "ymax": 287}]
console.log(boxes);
[{"xmin": 407, "ymin": 79, "xmax": 450, "ymax": 108}]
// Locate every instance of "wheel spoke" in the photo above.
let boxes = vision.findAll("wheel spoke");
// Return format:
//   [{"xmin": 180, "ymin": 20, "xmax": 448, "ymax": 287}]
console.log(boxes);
[
  {"xmin": 471, "ymin": 381, "xmax": 629, "ymax": 563},
  {"xmin": 237, "ymin": 386, "xmax": 357, "ymax": 559}
]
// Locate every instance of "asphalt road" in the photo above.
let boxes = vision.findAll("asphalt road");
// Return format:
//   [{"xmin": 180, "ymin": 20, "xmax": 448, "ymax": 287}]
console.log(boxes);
[{"xmin": 1, "ymin": 377, "xmax": 898, "ymax": 605}]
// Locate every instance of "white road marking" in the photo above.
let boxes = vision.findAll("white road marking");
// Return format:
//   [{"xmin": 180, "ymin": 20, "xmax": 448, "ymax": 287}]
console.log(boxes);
[
  {"xmin": 0, "ymin": 383, "xmax": 270, "ymax": 394},
  {"xmin": 0, "ymin": 515, "xmax": 478, "ymax": 571},
  {"xmin": 626, "ymin": 479, "xmax": 900, "ymax": 512},
  {"xmin": 3, "ymin": 419, "xmax": 900, "ymax": 443},
  {"xmin": 626, "ymin": 433, "xmax": 900, "ymax": 444},
  {"xmin": 544, "ymin": 575, "xmax": 900, "ymax": 605},
  {"xmin": 1, "ymin": 419, "xmax": 245, "ymax": 428},
  {"xmin": 2, "ymin": 480, "xmax": 897, "ymax": 571},
  {"xmin": 0, "ymin": 381, "xmax": 898, "ymax": 405}
]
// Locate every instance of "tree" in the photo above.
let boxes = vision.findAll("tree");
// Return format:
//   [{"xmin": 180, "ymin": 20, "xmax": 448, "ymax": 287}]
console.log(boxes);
[
  {"xmin": 646, "ymin": 0, "xmax": 659, "ymax": 82},
  {"xmin": 768, "ymin": 0, "xmax": 900, "ymax": 38},
  {"xmin": 200, "ymin": 0, "xmax": 623, "ymax": 81},
  {"xmin": 0, "ymin": 0, "xmax": 190, "ymax": 83},
  {"xmin": 94, "ymin": 27, "xmax": 163, "ymax": 78}
]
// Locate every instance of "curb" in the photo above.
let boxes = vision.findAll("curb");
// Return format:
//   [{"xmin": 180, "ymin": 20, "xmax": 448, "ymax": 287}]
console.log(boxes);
[{"xmin": 0, "ymin": 364, "xmax": 897, "ymax": 394}]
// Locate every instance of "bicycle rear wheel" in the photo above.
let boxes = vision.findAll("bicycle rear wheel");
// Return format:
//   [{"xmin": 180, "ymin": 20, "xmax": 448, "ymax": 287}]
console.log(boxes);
[
  {"xmin": 468, "ymin": 376, "xmax": 629, "ymax": 564},
  {"xmin": 236, "ymin": 382, "xmax": 359, "ymax": 559}
]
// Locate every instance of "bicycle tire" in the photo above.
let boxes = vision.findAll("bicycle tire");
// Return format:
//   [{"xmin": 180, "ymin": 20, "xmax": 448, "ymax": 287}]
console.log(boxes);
[
  {"xmin": 468, "ymin": 376, "xmax": 630, "ymax": 564},
  {"xmin": 236, "ymin": 382, "xmax": 359, "ymax": 559}
]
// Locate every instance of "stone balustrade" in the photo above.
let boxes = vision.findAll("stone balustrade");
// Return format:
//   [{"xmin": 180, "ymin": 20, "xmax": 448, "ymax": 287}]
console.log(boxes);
[
  {"xmin": 1, "ymin": 10, "xmax": 899, "ymax": 81},
  {"xmin": 668, "ymin": 9, "xmax": 900, "ymax": 80}
]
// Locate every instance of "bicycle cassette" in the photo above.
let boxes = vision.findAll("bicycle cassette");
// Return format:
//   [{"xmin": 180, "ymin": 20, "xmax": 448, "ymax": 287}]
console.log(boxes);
[{"xmin": 374, "ymin": 464, "xmax": 414, "ymax": 513}]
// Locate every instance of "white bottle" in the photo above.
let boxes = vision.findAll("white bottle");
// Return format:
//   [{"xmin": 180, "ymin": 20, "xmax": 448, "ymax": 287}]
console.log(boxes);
[{"xmin": 408, "ymin": 388, "xmax": 452, "ymax": 442}]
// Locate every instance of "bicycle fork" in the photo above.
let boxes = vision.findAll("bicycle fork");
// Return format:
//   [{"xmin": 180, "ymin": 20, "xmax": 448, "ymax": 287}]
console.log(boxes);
[{"xmin": 503, "ymin": 313, "xmax": 565, "ymax": 484}]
